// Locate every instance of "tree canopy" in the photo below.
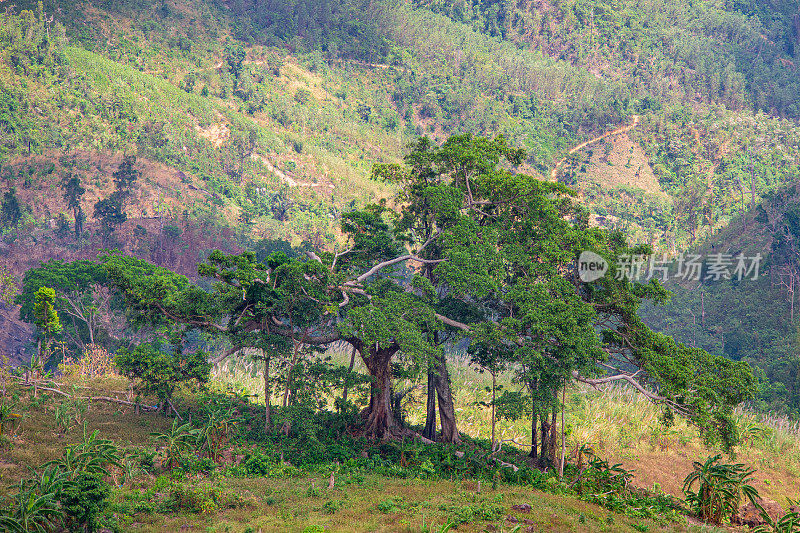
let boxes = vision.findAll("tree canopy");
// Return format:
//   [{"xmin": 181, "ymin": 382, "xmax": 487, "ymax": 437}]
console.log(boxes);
[{"xmin": 94, "ymin": 134, "xmax": 755, "ymax": 446}]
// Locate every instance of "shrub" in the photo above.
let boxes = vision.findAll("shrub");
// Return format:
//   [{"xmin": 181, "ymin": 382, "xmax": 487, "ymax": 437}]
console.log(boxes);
[
  {"xmin": 60, "ymin": 344, "xmax": 116, "ymax": 378},
  {"xmin": 244, "ymin": 452, "xmax": 273, "ymax": 476},
  {"xmin": 683, "ymin": 454, "xmax": 758, "ymax": 525},
  {"xmin": 60, "ymin": 472, "xmax": 111, "ymax": 532},
  {"xmin": 169, "ymin": 482, "xmax": 220, "ymax": 514}
]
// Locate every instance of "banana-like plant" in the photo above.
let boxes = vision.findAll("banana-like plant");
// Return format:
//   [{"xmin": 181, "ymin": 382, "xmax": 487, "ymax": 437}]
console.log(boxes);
[
  {"xmin": 683, "ymin": 454, "xmax": 759, "ymax": 525},
  {"xmin": 150, "ymin": 419, "xmax": 199, "ymax": 469},
  {"xmin": 0, "ymin": 467, "xmax": 65, "ymax": 533},
  {"xmin": 195, "ymin": 408, "xmax": 238, "ymax": 462},
  {"xmin": 44, "ymin": 425, "xmax": 120, "ymax": 479}
]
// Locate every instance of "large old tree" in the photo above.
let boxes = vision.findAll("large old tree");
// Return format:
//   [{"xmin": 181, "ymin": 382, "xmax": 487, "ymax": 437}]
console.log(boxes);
[{"xmin": 98, "ymin": 134, "xmax": 753, "ymax": 444}]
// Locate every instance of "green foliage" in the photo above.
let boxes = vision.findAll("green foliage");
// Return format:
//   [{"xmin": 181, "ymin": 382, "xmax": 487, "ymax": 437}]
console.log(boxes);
[
  {"xmin": 224, "ymin": 41, "xmax": 246, "ymax": 79},
  {"xmin": 574, "ymin": 454, "xmax": 633, "ymax": 495},
  {"xmin": 46, "ymin": 425, "xmax": 121, "ymax": 478},
  {"xmin": 149, "ymin": 419, "xmax": 200, "ymax": 470},
  {"xmin": 194, "ymin": 407, "xmax": 239, "ymax": 462},
  {"xmin": 168, "ymin": 482, "xmax": 221, "ymax": 514},
  {"xmin": 235, "ymin": 0, "xmax": 389, "ymax": 63},
  {"xmin": 58, "ymin": 471, "xmax": 110, "ymax": 532},
  {"xmin": 0, "ymin": 187, "xmax": 22, "ymax": 230},
  {"xmin": 683, "ymin": 454, "xmax": 759, "ymax": 525},
  {"xmin": 0, "ymin": 426, "xmax": 116, "ymax": 532},
  {"xmin": 437, "ymin": 501, "xmax": 504, "ymax": 525},
  {"xmin": 415, "ymin": 0, "xmax": 800, "ymax": 118},
  {"xmin": 32, "ymin": 286, "xmax": 61, "ymax": 368},
  {"xmin": 243, "ymin": 452, "xmax": 273, "ymax": 476},
  {"xmin": 16, "ymin": 259, "xmax": 115, "ymax": 352},
  {"xmin": 53, "ymin": 397, "xmax": 87, "ymax": 434},
  {"xmin": 0, "ymin": 264, "xmax": 17, "ymax": 308},
  {"xmin": 115, "ymin": 341, "xmax": 211, "ymax": 407}
]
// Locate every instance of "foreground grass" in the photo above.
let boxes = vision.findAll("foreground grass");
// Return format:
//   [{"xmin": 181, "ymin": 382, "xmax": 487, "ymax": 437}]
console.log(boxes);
[
  {"xmin": 212, "ymin": 349, "xmax": 800, "ymax": 508},
  {"xmin": 0, "ymin": 377, "xmax": 729, "ymax": 532},
  {"xmin": 118, "ymin": 475, "xmax": 713, "ymax": 533}
]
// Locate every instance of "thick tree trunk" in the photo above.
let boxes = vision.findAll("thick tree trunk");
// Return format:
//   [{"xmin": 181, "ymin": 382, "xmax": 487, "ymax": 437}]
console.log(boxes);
[
  {"xmin": 539, "ymin": 410, "xmax": 552, "ymax": 470},
  {"xmin": 422, "ymin": 367, "xmax": 437, "ymax": 441},
  {"xmin": 549, "ymin": 405, "xmax": 558, "ymax": 465},
  {"xmin": 361, "ymin": 346, "xmax": 398, "ymax": 439},
  {"xmin": 529, "ymin": 397, "xmax": 538, "ymax": 460},
  {"xmin": 433, "ymin": 350, "xmax": 460, "ymax": 443},
  {"xmin": 360, "ymin": 347, "xmax": 397, "ymax": 439}
]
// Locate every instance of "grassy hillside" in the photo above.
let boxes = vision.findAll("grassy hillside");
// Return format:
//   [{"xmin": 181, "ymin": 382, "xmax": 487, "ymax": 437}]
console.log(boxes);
[
  {"xmin": 3, "ymin": 352, "xmax": 800, "ymax": 531},
  {"xmin": 3, "ymin": 0, "xmax": 800, "ymax": 252}
]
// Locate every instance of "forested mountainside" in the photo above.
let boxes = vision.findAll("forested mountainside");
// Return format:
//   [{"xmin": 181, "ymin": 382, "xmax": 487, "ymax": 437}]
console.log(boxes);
[
  {"xmin": 0, "ymin": 0, "xmax": 798, "ymax": 387},
  {"xmin": 2, "ymin": 0, "xmax": 800, "ymax": 250},
  {"xmin": 4, "ymin": 2, "xmax": 800, "ymax": 531}
]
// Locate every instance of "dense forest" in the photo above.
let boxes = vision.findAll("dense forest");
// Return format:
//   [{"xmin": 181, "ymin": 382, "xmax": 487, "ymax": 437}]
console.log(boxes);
[{"xmin": 3, "ymin": 0, "xmax": 800, "ymax": 531}]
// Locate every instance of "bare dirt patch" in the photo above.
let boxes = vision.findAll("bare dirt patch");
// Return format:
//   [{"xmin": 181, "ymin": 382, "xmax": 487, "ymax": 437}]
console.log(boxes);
[
  {"xmin": 195, "ymin": 123, "xmax": 230, "ymax": 148},
  {"xmin": 583, "ymin": 133, "xmax": 665, "ymax": 196}
]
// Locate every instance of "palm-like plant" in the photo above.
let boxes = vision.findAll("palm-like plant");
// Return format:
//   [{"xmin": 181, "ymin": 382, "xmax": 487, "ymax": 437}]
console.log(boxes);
[
  {"xmin": 195, "ymin": 409, "xmax": 238, "ymax": 462},
  {"xmin": 45, "ymin": 425, "xmax": 120, "ymax": 479},
  {"xmin": 150, "ymin": 419, "xmax": 198, "ymax": 469},
  {"xmin": 683, "ymin": 454, "xmax": 759, "ymax": 525},
  {"xmin": 0, "ymin": 467, "xmax": 66, "ymax": 533},
  {"xmin": 0, "ymin": 490, "xmax": 61, "ymax": 533}
]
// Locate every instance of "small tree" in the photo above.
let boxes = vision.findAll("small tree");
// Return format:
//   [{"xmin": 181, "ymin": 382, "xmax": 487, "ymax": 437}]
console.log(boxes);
[
  {"xmin": 31, "ymin": 287, "xmax": 62, "ymax": 386},
  {"xmin": 115, "ymin": 339, "xmax": 211, "ymax": 416},
  {"xmin": 17, "ymin": 259, "xmax": 119, "ymax": 351},
  {"xmin": 93, "ymin": 156, "xmax": 139, "ymax": 243},
  {"xmin": 61, "ymin": 175, "xmax": 85, "ymax": 238},
  {"xmin": 93, "ymin": 194, "xmax": 126, "ymax": 243},
  {"xmin": 0, "ymin": 187, "xmax": 22, "ymax": 230},
  {"xmin": 112, "ymin": 155, "xmax": 139, "ymax": 196},
  {"xmin": 224, "ymin": 41, "xmax": 246, "ymax": 79},
  {"xmin": 59, "ymin": 471, "xmax": 110, "ymax": 533}
]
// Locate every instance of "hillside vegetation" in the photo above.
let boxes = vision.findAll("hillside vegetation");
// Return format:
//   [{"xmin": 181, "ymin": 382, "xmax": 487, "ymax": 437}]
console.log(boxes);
[{"xmin": 3, "ymin": 1, "xmax": 800, "ymax": 531}]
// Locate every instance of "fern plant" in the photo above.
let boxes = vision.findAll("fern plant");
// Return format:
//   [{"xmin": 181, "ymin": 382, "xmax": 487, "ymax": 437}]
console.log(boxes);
[{"xmin": 683, "ymin": 454, "xmax": 759, "ymax": 525}]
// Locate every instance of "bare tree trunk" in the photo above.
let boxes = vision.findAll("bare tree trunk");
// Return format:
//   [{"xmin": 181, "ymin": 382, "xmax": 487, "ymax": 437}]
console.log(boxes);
[
  {"xmin": 434, "ymin": 351, "xmax": 460, "ymax": 443},
  {"xmin": 263, "ymin": 352, "xmax": 271, "ymax": 431},
  {"xmin": 539, "ymin": 407, "xmax": 551, "ymax": 469},
  {"xmin": 549, "ymin": 405, "xmax": 558, "ymax": 465},
  {"xmin": 423, "ymin": 367, "xmax": 437, "ymax": 441},
  {"xmin": 342, "ymin": 344, "xmax": 356, "ymax": 404},
  {"xmin": 529, "ymin": 396, "xmax": 538, "ymax": 460},
  {"xmin": 491, "ymin": 372, "xmax": 497, "ymax": 450},
  {"xmin": 560, "ymin": 382, "xmax": 566, "ymax": 478}
]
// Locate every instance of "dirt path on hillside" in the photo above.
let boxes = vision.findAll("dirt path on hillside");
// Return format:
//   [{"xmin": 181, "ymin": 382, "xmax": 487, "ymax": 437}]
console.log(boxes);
[
  {"xmin": 251, "ymin": 153, "xmax": 328, "ymax": 188},
  {"xmin": 550, "ymin": 114, "xmax": 640, "ymax": 181}
]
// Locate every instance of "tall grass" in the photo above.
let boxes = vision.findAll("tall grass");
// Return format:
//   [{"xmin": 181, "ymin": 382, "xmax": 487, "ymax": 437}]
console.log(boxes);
[{"xmin": 210, "ymin": 348, "xmax": 800, "ymax": 482}]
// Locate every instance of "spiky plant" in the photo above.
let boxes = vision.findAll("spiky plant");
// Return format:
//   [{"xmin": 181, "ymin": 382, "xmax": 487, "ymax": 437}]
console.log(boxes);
[{"xmin": 683, "ymin": 454, "xmax": 758, "ymax": 525}]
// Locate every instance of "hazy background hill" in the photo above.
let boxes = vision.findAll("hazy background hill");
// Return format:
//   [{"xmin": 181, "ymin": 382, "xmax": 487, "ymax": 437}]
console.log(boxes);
[{"xmin": 2, "ymin": 0, "xmax": 800, "ymax": 411}]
